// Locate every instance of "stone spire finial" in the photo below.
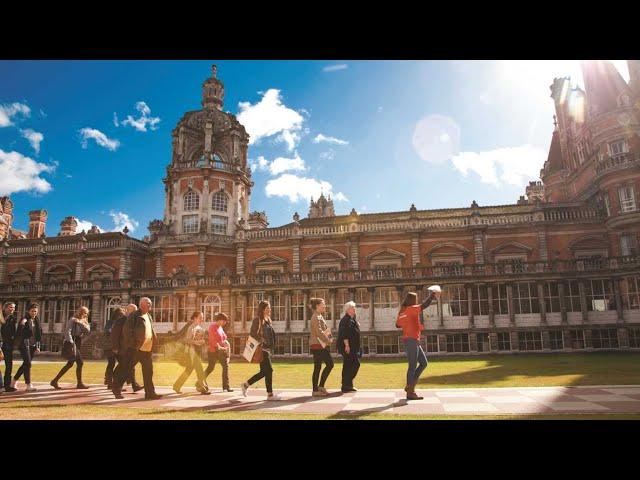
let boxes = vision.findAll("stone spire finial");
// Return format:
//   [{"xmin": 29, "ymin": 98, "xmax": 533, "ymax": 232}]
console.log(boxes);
[{"xmin": 211, "ymin": 64, "xmax": 218, "ymax": 78}]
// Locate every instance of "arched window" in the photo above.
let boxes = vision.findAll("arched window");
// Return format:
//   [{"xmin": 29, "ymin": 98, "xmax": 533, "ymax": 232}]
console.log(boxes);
[
  {"xmin": 201, "ymin": 295, "xmax": 222, "ymax": 323},
  {"xmin": 213, "ymin": 154, "xmax": 224, "ymax": 169},
  {"xmin": 105, "ymin": 297, "xmax": 124, "ymax": 324},
  {"xmin": 183, "ymin": 190, "xmax": 200, "ymax": 211},
  {"xmin": 211, "ymin": 190, "xmax": 228, "ymax": 212}
]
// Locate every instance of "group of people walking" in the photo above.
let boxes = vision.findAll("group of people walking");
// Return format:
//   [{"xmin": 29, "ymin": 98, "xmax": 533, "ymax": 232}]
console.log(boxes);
[{"xmin": 0, "ymin": 287, "xmax": 440, "ymax": 401}]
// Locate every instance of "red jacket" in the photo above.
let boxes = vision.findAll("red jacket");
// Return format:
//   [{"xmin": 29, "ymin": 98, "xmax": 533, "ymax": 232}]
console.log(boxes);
[{"xmin": 396, "ymin": 305, "xmax": 423, "ymax": 340}]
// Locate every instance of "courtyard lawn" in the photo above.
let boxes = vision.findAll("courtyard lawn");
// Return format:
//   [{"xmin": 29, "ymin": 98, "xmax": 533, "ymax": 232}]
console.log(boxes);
[
  {"xmin": 22, "ymin": 351, "xmax": 640, "ymax": 390},
  {"xmin": 1, "ymin": 401, "xmax": 639, "ymax": 420}
]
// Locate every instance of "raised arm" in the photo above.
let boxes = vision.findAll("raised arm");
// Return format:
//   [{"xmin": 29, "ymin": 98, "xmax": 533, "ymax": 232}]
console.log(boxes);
[{"xmin": 420, "ymin": 291, "xmax": 436, "ymax": 310}]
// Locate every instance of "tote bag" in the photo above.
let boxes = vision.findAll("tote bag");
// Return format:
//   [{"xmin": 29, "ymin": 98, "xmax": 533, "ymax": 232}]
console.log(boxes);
[{"xmin": 242, "ymin": 335, "xmax": 263, "ymax": 363}]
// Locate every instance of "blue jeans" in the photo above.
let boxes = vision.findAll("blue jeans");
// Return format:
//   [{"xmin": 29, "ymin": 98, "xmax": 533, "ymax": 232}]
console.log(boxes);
[{"xmin": 403, "ymin": 338, "xmax": 428, "ymax": 385}]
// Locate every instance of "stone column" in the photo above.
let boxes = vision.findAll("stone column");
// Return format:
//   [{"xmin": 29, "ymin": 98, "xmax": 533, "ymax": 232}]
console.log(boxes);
[
  {"xmin": 155, "ymin": 251, "xmax": 164, "ymax": 278},
  {"xmin": 538, "ymin": 281, "xmax": 547, "ymax": 325},
  {"xmin": 75, "ymin": 252, "xmax": 86, "ymax": 282},
  {"xmin": 236, "ymin": 243, "xmax": 246, "ymax": 276},
  {"xmin": 242, "ymin": 292, "xmax": 249, "ymax": 333},
  {"xmin": 487, "ymin": 284, "xmax": 495, "ymax": 327},
  {"xmin": 537, "ymin": 229, "xmax": 548, "ymax": 262},
  {"xmin": 368, "ymin": 287, "xmax": 376, "ymax": 330},
  {"xmin": 91, "ymin": 293, "xmax": 103, "ymax": 333},
  {"xmin": 438, "ymin": 289, "xmax": 444, "ymax": 327},
  {"xmin": 0, "ymin": 254, "xmax": 7, "ymax": 284},
  {"xmin": 329, "ymin": 289, "xmax": 337, "ymax": 329},
  {"xmin": 466, "ymin": 284, "xmax": 474, "ymax": 328},
  {"xmin": 198, "ymin": 247, "xmax": 206, "ymax": 277},
  {"xmin": 35, "ymin": 253, "xmax": 46, "ymax": 283},
  {"xmin": 558, "ymin": 281, "xmax": 568, "ymax": 324},
  {"xmin": 411, "ymin": 234, "xmax": 420, "ymax": 267},
  {"xmin": 292, "ymin": 241, "xmax": 301, "ymax": 273},
  {"xmin": 618, "ymin": 328, "xmax": 630, "ymax": 349},
  {"xmin": 350, "ymin": 236, "xmax": 359, "ymax": 270},
  {"xmin": 473, "ymin": 230, "xmax": 485, "ymax": 264},
  {"xmin": 510, "ymin": 330, "xmax": 519, "ymax": 351},
  {"xmin": 303, "ymin": 290, "xmax": 310, "ymax": 331},
  {"xmin": 578, "ymin": 280, "xmax": 589, "ymax": 323},
  {"xmin": 284, "ymin": 290, "xmax": 291, "ymax": 332},
  {"xmin": 541, "ymin": 330, "xmax": 551, "ymax": 350},
  {"xmin": 612, "ymin": 277, "xmax": 624, "ymax": 323},
  {"xmin": 468, "ymin": 331, "xmax": 478, "ymax": 352},
  {"xmin": 489, "ymin": 332, "xmax": 498, "ymax": 352},
  {"xmin": 507, "ymin": 283, "xmax": 515, "ymax": 326}
]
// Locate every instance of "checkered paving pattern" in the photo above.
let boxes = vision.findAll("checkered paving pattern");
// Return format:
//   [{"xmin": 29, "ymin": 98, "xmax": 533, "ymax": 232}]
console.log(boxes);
[{"xmin": 1, "ymin": 383, "xmax": 639, "ymax": 416}]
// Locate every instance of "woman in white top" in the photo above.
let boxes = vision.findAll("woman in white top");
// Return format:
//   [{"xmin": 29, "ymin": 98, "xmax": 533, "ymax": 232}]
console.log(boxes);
[{"xmin": 50, "ymin": 306, "xmax": 91, "ymax": 390}]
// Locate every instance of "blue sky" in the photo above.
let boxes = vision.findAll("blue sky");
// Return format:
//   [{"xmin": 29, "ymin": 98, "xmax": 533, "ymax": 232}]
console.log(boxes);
[{"xmin": 0, "ymin": 60, "xmax": 630, "ymax": 239}]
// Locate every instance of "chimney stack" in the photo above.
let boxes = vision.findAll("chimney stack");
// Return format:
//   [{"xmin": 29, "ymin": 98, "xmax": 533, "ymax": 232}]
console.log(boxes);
[
  {"xmin": 59, "ymin": 216, "xmax": 78, "ymax": 236},
  {"xmin": 28, "ymin": 209, "xmax": 48, "ymax": 239}
]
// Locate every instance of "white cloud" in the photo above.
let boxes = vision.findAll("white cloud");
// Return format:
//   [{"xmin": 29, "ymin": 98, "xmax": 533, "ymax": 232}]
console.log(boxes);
[
  {"xmin": 0, "ymin": 102, "xmax": 31, "ymax": 127},
  {"xmin": 109, "ymin": 211, "xmax": 139, "ymax": 232},
  {"xmin": 75, "ymin": 219, "xmax": 100, "ymax": 233},
  {"xmin": 237, "ymin": 89, "xmax": 304, "ymax": 150},
  {"xmin": 323, "ymin": 64, "xmax": 348, "ymax": 72},
  {"xmin": 265, "ymin": 174, "xmax": 348, "ymax": 203},
  {"xmin": 313, "ymin": 133, "xmax": 349, "ymax": 146},
  {"xmin": 20, "ymin": 129, "xmax": 44, "ymax": 154},
  {"xmin": 252, "ymin": 154, "xmax": 306, "ymax": 175},
  {"xmin": 0, "ymin": 149, "xmax": 55, "ymax": 196},
  {"xmin": 319, "ymin": 150, "xmax": 335, "ymax": 161},
  {"xmin": 79, "ymin": 128, "xmax": 120, "ymax": 151},
  {"xmin": 118, "ymin": 101, "xmax": 160, "ymax": 132},
  {"xmin": 113, "ymin": 112, "xmax": 119, "ymax": 127},
  {"xmin": 377, "ymin": 106, "xmax": 383, "ymax": 112},
  {"xmin": 451, "ymin": 144, "xmax": 546, "ymax": 187}
]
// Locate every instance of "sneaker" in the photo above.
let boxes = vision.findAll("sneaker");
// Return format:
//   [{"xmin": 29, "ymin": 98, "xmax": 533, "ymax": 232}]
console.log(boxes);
[
  {"xmin": 241, "ymin": 382, "xmax": 248, "ymax": 397},
  {"xmin": 50, "ymin": 380, "xmax": 62, "ymax": 390},
  {"xmin": 4, "ymin": 387, "xmax": 17, "ymax": 393},
  {"xmin": 145, "ymin": 393, "xmax": 163, "ymax": 400},
  {"xmin": 76, "ymin": 383, "xmax": 90, "ymax": 390},
  {"xmin": 267, "ymin": 393, "xmax": 281, "ymax": 401},
  {"xmin": 10, "ymin": 379, "xmax": 16, "ymax": 389},
  {"xmin": 319, "ymin": 386, "xmax": 329, "ymax": 394},
  {"xmin": 172, "ymin": 386, "xmax": 182, "ymax": 394},
  {"xmin": 113, "ymin": 390, "xmax": 124, "ymax": 399},
  {"xmin": 132, "ymin": 384, "xmax": 144, "ymax": 393},
  {"xmin": 25, "ymin": 384, "xmax": 37, "ymax": 392},
  {"xmin": 312, "ymin": 390, "xmax": 328, "ymax": 397},
  {"xmin": 223, "ymin": 387, "xmax": 234, "ymax": 392}
]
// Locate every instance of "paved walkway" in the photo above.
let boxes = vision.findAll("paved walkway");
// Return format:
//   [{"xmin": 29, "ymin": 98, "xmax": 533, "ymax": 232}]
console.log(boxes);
[{"xmin": 1, "ymin": 383, "xmax": 640, "ymax": 416}]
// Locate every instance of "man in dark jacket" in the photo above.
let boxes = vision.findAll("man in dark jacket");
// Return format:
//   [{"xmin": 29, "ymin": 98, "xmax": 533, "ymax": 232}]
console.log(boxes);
[
  {"xmin": 1, "ymin": 302, "xmax": 18, "ymax": 392},
  {"xmin": 337, "ymin": 301, "xmax": 361, "ymax": 393},
  {"xmin": 112, "ymin": 298, "xmax": 161, "ymax": 400},
  {"xmin": 106, "ymin": 305, "xmax": 142, "ymax": 391}
]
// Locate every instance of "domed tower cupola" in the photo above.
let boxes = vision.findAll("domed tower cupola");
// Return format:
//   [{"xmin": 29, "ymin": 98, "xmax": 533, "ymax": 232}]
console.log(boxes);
[{"xmin": 202, "ymin": 65, "xmax": 225, "ymax": 111}]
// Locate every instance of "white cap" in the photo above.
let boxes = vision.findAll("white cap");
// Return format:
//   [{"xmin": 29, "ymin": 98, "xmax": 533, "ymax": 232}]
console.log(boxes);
[{"xmin": 427, "ymin": 285, "xmax": 442, "ymax": 293}]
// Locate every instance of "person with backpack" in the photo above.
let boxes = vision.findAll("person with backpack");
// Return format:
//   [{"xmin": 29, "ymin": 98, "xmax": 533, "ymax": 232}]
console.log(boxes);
[{"xmin": 396, "ymin": 288, "xmax": 440, "ymax": 400}]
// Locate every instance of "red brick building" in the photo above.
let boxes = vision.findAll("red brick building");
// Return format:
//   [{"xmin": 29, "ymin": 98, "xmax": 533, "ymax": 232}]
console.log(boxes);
[{"xmin": 2, "ymin": 61, "xmax": 640, "ymax": 358}]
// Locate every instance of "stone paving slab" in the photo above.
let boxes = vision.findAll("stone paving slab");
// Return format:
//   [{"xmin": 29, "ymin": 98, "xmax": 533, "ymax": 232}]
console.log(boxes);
[{"xmin": 1, "ymin": 383, "xmax": 639, "ymax": 417}]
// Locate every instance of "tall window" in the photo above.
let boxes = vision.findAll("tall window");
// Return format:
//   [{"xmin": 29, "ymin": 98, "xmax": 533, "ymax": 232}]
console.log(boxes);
[
  {"xmin": 290, "ymin": 291, "xmax": 305, "ymax": 322},
  {"xmin": 211, "ymin": 190, "xmax": 228, "ymax": 212},
  {"xmin": 201, "ymin": 295, "xmax": 221, "ymax": 323},
  {"xmin": 211, "ymin": 215, "xmax": 227, "ymax": 235},
  {"xmin": 271, "ymin": 292, "xmax": 285, "ymax": 321},
  {"xmin": 585, "ymin": 279, "xmax": 613, "ymax": 312},
  {"xmin": 629, "ymin": 327, "xmax": 640, "ymax": 348},
  {"xmin": 442, "ymin": 284, "xmax": 468, "ymax": 317},
  {"xmin": 425, "ymin": 335, "xmax": 439, "ymax": 353},
  {"xmin": 248, "ymin": 292, "xmax": 265, "ymax": 321},
  {"xmin": 471, "ymin": 285, "xmax": 489, "ymax": 316},
  {"xmin": 55, "ymin": 299, "xmax": 66, "ymax": 324},
  {"xmin": 567, "ymin": 329, "xmax": 585, "ymax": 349},
  {"xmin": 603, "ymin": 194, "xmax": 611, "ymax": 216},
  {"xmin": 374, "ymin": 287, "xmax": 399, "ymax": 310},
  {"xmin": 446, "ymin": 334, "xmax": 469, "ymax": 353},
  {"xmin": 624, "ymin": 276, "xmax": 640, "ymax": 310},
  {"xmin": 565, "ymin": 281, "xmax": 582, "ymax": 312},
  {"xmin": 182, "ymin": 214, "xmax": 199, "ymax": 234},
  {"xmin": 518, "ymin": 331, "xmax": 542, "ymax": 351},
  {"xmin": 491, "ymin": 284, "xmax": 509, "ymax": 315},
  {"xmin": 213, "ymin": 153, "xmax": 224, "ymax": 169},
  {"xmin": 380, "ymin": 335, "xmax": 399, "ymax": 354},
  {"xmin": 618, "ymin": 185, "xmax": 636, "ymax": 213},
  {"xmin": 355, "ymin": 288, "xmax": 370, "ymax": 310},
  {"xmin": 549, "ymin": 330, "xmax": 564, "ymax": 350},
  {"xmin": 576, "ymin": 141, "xmax": 586, "ymax": 164},
  {"xmin": 497, "ymin": 332, "xmax": 511, "ymax": 351},
  {"xmin": 513, "ymin": 282, "xmax": 540, "ymax": 315},
  {"xmin": 591, "ymin": 329, "xmax": 619, "ymax": 349},
  {"xmin": 275, "ymin": 336, "xmax": 289, "ymax": 355},
  {"xmin": 476, "ymin": 333, "xmax": 490, "ymax": 352},
  {"xmin": 620, "ymin": 234, "xmax": 636, "ymax": 256},
  {"xmin": 609, "ymin": 139, "xmax": 627, "ymax": 156},
  {"xmin": 544, "ymin": 282, "xmax": 560, "ymax": 313},
  {"xmin": 183, "ymin": 190, "xmax": 200, "ymax": 211},
  {"xmin": 147, "ymin": 295, "xmax": 174, "ymax": 323}
]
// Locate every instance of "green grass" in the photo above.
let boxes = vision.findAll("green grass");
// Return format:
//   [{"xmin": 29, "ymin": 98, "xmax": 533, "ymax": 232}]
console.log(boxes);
[
  {"xmin": 1, "ymin": 401, "xmax": 639, "ymax": 420},
  {"xmin": 24, "ymin": 351, "xmax": 640, "ymax": 390}
]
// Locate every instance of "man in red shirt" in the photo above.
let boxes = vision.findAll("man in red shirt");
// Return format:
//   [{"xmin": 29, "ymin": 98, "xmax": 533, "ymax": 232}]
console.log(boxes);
[
  {"xmin": 204, "ymin": 313, "xmax": 233, "ymax": 392},
  {"xmin": 396, "ymin": 289, "xmax": 439, "ymax": 400}
]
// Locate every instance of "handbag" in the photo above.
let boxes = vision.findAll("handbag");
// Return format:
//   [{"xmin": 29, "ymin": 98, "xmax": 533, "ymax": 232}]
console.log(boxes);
[
  {"xmin": 61, "ymin": 340, "xmax": 76, "ymax": 360},
  {"xmin": 243, "ymin": 335, "xmax": 263, "ymax": 363}
]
